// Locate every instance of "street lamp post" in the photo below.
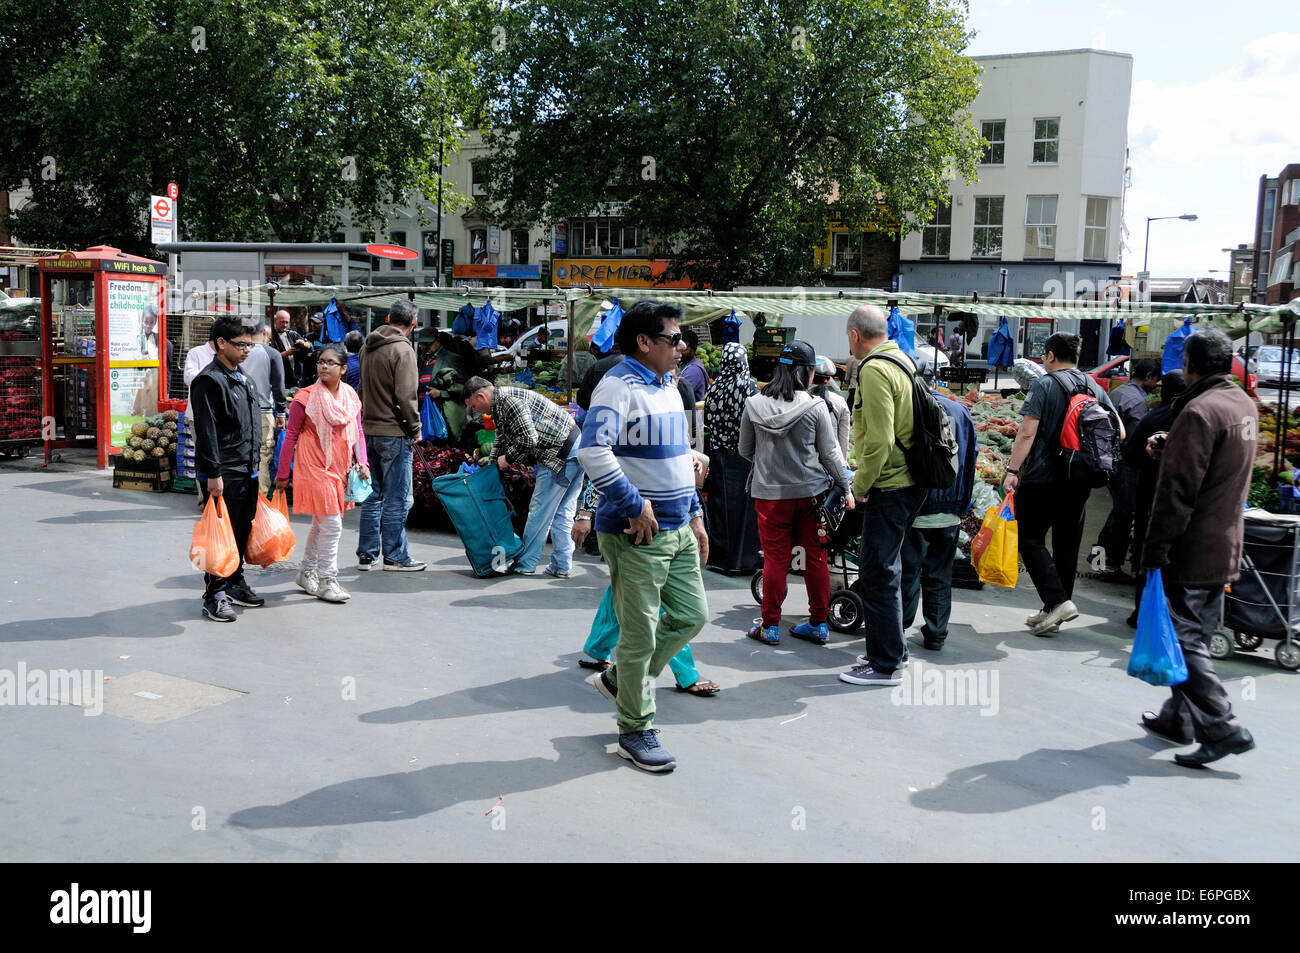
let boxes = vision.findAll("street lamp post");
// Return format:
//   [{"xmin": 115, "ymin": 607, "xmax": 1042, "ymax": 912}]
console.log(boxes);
[{"xmin": 1143, "ymin": 214, "xmax": 1198, "ymax": 273}]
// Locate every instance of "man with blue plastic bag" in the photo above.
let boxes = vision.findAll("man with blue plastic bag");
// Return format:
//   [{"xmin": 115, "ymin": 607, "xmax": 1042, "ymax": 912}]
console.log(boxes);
[{"xmin": 1141, "ymin": 330, "xmax": 1256, "ymax": 767}]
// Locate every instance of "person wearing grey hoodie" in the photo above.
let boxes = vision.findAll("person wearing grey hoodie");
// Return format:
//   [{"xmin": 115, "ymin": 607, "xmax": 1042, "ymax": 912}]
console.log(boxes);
[{"xmin": 739, "ymin": 340, "xmax": 853, "ymax": 646}]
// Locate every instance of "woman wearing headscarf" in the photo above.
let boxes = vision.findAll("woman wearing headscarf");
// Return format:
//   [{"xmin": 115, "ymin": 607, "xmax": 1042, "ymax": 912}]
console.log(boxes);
[
  {"xmin": 275, "ymin": 342, "xmax": 368, "ymax": 604},
  {"xmin": 704, "ymin": 342, "xmax": 758, "ymax": 454},
  {"xmin": 701, "ymin": 341, "xmax": 763, "ymax": 572},
  {"xmin": 739, "ymin": 340, "xmax": 853, "ymax": 645}
]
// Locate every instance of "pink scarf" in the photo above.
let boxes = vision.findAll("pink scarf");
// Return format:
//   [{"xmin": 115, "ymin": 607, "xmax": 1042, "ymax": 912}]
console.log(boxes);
[{"xmin": 303, "ymin": 381, "xmax": 360, "ymax": 469}]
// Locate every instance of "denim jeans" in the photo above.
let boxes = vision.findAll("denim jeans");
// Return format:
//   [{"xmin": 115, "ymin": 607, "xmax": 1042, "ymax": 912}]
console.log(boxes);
[
  {"xmin": 515, "ymin": 449, "xmax": 583, "ymax": 573},
  {"xmin": 854, "ymin": 485, "xmax": 927, "ymax": 673},
  {"xmin": 902, "ymin": 523, "xmax": 960, "ymax": 646},
  {"xmin": 357, "ymin": 434, "xmax": 413, "ymax": 564}
]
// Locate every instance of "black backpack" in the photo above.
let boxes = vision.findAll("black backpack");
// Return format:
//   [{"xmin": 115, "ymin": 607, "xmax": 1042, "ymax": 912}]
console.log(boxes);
[
  {"xmin": 1049, "ymin": 371, "xmax": 1120, "ymax": 488},
  {"xmin": 861, "ymin": 350, "xmax": 959, "ymax": 490}
]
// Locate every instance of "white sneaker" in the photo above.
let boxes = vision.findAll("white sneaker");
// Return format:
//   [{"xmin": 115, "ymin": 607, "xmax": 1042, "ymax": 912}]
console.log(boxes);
[
  {"xmin": 1031, "ymin": 600, "xmax": 1077, "ymax": 637},
  {"xmin": 296, "ymin": 568, "xmax": 320, "ymax": 596},
  {"xmin": 316, "ymin": 577, "xmax": 350, "ymax": 603}
]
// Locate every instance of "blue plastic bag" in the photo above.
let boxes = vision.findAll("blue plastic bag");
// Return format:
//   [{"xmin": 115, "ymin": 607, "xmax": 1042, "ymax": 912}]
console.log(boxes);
[
  {"xmin": 1162, "ymin": 317, "xmax": 1196, "ymax": 374},
  {"xmin": 1107, "ymin": 318, "xmax": 1131, "ymax": 358},
  {"xmin": 319, "ymin": 297, "xmax": 356, "ymax": 344},
  {"xmin": 1128, "ymin": 569, "xmax": 1190, "ymax": 686},
  {"xmin": 474, "ymin": 301, "xmax": 500, "ymax": 350},
  {"xmin": 886, "ymin": 306, "xmax": 915, "ymax": 357},
  {"xmin": 452, "ymin": 303, "xmax": 475, "ymax": 336},
  {"xmin": 421, "ymin": 394, "xmax": 449, "ymax": 441},
  {"xmin": 987, "ymin": 317, "xmax": 1015, "ymax": 367},
  {"xmin": 722, "ymin": 308, "xmax": 742, "ymax": 344},
  {"xmin": 590, "ymin": 297, "xmax": 624, "ymax": 353}
]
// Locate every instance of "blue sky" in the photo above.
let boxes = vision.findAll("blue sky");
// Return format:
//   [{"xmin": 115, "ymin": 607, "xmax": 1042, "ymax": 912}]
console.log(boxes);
[{"xmin": 965, "ymin": 0, "xmax": 1298, "ymax": 278}]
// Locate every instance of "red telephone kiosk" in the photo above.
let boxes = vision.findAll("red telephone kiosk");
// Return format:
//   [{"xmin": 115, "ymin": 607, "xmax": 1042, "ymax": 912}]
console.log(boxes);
[{"xmin": 39, "ymin": 247, "xmax": 168, "ymax": 469}]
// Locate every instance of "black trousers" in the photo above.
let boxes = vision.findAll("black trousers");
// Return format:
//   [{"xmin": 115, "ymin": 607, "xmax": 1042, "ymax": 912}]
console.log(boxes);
[
  {"xmin": 199, "ymin": 475, "xmax": 256, "ymax": 599},
  {"xmin": 854, "ymin": 485, "xmax": 928, "ymax": 673},
  {"xmin": 1015, "ymin": 481, "xmax": 1092, "ymax": 610},
  {"xmin": 1153, "ymin": 581, "xmax": 1241, "ymax": 743},
  {"xmin": 1095, "ymin": 461, "xmax": 1138, "ymax": 573}
]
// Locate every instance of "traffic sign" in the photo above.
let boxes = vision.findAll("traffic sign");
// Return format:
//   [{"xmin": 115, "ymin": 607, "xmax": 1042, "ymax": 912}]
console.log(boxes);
[
  {"xmin": 149, "ymin": 195, "xmax": 175, "ymax": 244},
  {"xmin": 366, "ymin": 243, "xmax": 417, "ymax": 260}
]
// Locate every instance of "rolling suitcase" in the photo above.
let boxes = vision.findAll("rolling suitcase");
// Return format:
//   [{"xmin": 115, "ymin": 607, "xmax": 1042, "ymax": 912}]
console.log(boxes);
[{"xmin": 432, "ymin": 462, "xmax": 525, "ymax": 576}]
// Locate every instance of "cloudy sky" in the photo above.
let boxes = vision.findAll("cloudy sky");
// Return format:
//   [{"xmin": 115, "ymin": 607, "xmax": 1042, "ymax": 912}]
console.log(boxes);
[{"xmin": 965, "ymin": 0, "xmax": 1297, "ymax": 279}]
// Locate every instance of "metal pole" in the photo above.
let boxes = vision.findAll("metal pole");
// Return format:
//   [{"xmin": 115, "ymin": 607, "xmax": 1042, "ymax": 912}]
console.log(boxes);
[
  {"xmin": 1144, "ymin": 217, "xmax": 1152, "ymax": 273},
  {"xmin": 1277, "ymin": 315, "xmax": 1293, "ymax": 478},
  {"xmin": 565, "ymin": 296, "xmax": 575, "ymax": 406}
]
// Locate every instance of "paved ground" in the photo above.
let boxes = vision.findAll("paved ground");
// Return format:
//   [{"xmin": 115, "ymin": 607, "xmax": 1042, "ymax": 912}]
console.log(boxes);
[{"xmin": 2, "ymin": 455, "xmax": 1296, "ymax": 862}]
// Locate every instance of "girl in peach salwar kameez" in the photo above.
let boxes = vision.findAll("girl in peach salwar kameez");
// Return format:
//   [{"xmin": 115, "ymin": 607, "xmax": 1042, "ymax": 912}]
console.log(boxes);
[{"xmin": 275, "ymin": 343, "xmax": 368, "ymax": 603}]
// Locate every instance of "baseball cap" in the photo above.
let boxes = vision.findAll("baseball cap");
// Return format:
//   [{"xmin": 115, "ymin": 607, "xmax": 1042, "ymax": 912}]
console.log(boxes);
[
  {"xmin": 814, "ymin": 355, "xmax": 836, "ymax": 377},
  {"xmin": 778, "ymin": 340, "xmax": 817, "ymax": 367}
]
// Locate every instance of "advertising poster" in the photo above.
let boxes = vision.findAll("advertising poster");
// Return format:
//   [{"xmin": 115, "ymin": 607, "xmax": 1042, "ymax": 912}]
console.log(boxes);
[
  {"xmin": 108, "ymin": 366, "xmax": 159, "ymax": 448},
  {"xmin": 107, "ymin": 279, "xmax": 159, "ymax": 362}
]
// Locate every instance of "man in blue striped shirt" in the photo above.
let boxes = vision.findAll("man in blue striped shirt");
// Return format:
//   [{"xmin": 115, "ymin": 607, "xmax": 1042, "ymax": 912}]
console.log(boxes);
[{"xmin": 578, "ymin": 300, "xmax": 710, "ymax": 772}]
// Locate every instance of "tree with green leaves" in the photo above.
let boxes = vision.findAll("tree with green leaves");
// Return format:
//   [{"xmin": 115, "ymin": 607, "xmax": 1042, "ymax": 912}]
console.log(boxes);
[
  {"xmin": 478, "ymin": 0, "xmax": 983, "ymax": 288},
  {"xmin": 1, "ymin": 0, "xmax": 488, "ymax": 255}
]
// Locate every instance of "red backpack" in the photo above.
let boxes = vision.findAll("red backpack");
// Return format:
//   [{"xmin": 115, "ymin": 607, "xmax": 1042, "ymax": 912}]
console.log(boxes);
[{"xmin": 1051, "ymin": 372, "xmax": 1120, "ymax": 488}]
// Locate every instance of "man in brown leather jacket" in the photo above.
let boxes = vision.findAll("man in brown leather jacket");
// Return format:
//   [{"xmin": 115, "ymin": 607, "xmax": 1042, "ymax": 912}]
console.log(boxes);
[{"xmin": 1141, "ymin": 329, "xmax": 1256, "ymax": 767}]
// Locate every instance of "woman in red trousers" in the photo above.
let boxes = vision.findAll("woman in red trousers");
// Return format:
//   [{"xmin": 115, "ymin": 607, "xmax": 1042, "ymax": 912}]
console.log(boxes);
[{"xmin": 739, "ymin": 340, "xmax": 853, "ymax": 645}]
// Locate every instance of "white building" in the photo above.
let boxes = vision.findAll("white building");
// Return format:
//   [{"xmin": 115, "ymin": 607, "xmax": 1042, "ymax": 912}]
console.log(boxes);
[{"xmin": 899, "ymin": 48, "xmax": 1133, "ymax": 365}]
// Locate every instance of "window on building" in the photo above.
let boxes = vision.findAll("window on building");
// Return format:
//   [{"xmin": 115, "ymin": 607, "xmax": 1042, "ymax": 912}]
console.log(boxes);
[
  {"xmin": 1032, "ymin": 118, "xmax": 1060, "ymax": 164},
  {"xmin": 510, "ymin": 229, "xmax": 530, "ymax": 265},
  {"xmin": 1083, "ymin": 197, "xmax": 1109, "ymax": 261},
  {"xmin": 980, "ymin": 121, "xmax": 1005, "ymax": 165},
  {"xmin": 422, "ymin": 230, "xmax": 438, "ymax": 269},
  {"xmin": 921, "ymin": 201, "xmax": 952, "ymax": 258},
  {"xmin": 568, "ymin": 218, "xmax": 650, "ymax": 256},
  {"xmin": 388, "ymin": 230, "xmax": 407, "ymax": 270},
  {"xmin": 1259, "ymin": 251, "xmax": 1272, "ymax": 292},
  {"xmin": 832, "ymin": 232, "xmax": 861, "ymax": 273},
  {"xmin": 470, "ymin": 163, "xmax": 486, "ymax": 197},
  {"xmin": 1025, "ymin": 195, "xmax": 1058, "ymax": 259},
  {"xmin": 469, "ymin": 228, "xmax": 488, "ymax": 264},
  {"xmin": 972, "ymin": 197, "xmax": 1004, "ymax": 259}
]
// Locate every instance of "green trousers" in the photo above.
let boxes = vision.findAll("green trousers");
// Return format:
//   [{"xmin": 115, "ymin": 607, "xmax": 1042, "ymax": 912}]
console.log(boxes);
[{"xmin": 598, "ymin": 526, "xmax": 710, "ymax": 734}]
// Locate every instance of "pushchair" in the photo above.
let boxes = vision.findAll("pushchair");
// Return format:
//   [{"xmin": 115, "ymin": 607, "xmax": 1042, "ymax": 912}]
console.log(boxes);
[
  {"xmin": 750, "ymin": 487, "xmax": 865, "ymax": 632},
  {"xmin": 1214, "ymin": 508, "xmax": 1300, "ymax": 670}
]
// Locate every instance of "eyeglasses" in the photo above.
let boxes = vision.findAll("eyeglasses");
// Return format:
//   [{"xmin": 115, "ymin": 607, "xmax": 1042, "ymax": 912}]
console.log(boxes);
[
  {"xmin": 317, "ymin": 360, "xmax": 344, "ymax": 368},
  {"xmin": 227, "ymin": 340, "xmax": 255, "ymax": 350},
  {"xmin": 654, "ymin": 332, "xmax": 683, "ymax": 347}
]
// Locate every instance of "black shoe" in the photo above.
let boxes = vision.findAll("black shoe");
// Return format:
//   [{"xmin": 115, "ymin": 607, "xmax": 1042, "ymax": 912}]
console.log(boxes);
[
  {"xmin": 225, "ymin": 582, "xmax": 265, "ymax": 607},
  {"xmin": 1174, "ymin": 729, "xmax": 1256, "ymax": 768},
  {"xmin": 1141, "ymin": 711, "xmax": 1193, "ymax": 745},
  {"xmin": 1097, "ymin": 568, "xmax": 1135, "ymax": 584},
  {"xmin": 202, "ymin": 594, "xmax": 237, "ymax": 623},
  {"xmin": 1126, "ymin": 612, "xmax": 1139, "ymax": 629}
]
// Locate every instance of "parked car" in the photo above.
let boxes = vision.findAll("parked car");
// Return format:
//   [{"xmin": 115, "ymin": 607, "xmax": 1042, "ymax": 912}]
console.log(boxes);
[
  {"xmin": 1089, "ymin": 354, "xmax": 1258, "ymax": 397},
  {"xmin": 1256, "ymin": 346, "xmax": 1300, "ymax": 387},
  {"xmin": 505, "ymin": 319, "xmax": 569, "ymax": 368},
  {"xmin": 913, "ymin": 344, "xmax": 950, "ymax": 375}
]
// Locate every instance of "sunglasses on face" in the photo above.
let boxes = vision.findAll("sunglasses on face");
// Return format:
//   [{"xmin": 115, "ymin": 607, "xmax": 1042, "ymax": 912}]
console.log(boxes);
[{"xmin": 653, "ymin": 332, "xmax": 683, "ymax": 347}]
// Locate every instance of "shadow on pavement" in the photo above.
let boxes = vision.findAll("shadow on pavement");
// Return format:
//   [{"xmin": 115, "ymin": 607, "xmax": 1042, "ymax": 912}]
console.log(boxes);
[
  {"xmin": 359, "ymin": 669, "xmax": 862, "ymax": 729},
  {"xmin": 910, "ymin": 738, "xmax": 1241, "ymax": 815},
  {"xmin": 0, "ymin": 596, "xmax": 198, "ymax": 642},
  {"xmin": 226, "ymin": 734, "xmax": 621, "ymax": 829}
]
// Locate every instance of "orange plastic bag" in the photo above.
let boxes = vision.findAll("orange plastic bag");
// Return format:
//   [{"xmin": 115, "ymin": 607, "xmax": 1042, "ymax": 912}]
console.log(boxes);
[
  {"xmin": 247, "ymin": 490, "xmax": 296, "ymax": 567},
  {"xmin": 190, "ymin": 495, "xmax": 240, "ymax": 577}
]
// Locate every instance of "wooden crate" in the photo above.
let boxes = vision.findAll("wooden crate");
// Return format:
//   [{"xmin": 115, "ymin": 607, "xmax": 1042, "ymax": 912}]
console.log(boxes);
[{"xmin": 112, "ymin": 455, "xmax": 174, "ymax": 493}]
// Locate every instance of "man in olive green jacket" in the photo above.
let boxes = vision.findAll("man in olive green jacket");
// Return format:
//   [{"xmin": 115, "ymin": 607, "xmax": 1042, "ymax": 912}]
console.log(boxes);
[{"xmin": 840, "ymin": 305, "xmax": 927, "ymax": 687}]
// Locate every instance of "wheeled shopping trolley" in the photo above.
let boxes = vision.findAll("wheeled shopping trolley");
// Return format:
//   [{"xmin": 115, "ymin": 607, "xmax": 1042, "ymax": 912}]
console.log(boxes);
[{"xmin": 1215, "ymin": 508, "xmax": 1300, "ymax": 670}]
